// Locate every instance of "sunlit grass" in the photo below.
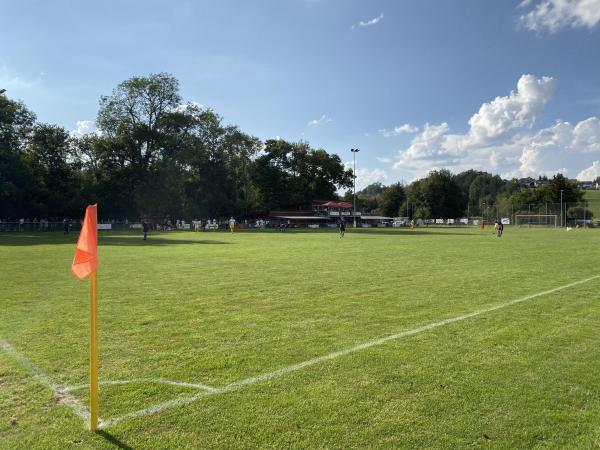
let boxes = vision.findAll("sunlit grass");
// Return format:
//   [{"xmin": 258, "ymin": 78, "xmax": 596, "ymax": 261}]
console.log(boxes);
[{"xmin": 1, "ymin": 227, "xmax": 600, "ymax": 448}]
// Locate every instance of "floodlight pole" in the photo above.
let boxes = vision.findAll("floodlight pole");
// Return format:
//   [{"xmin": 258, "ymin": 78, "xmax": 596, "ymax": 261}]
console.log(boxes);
[
  {"xmin": 351, "ymin": 148, "xmax": 360, "ymax": 227},
  {"xmin": 482, "ymin": 201, "xmax": 486, "ymax": 224},
  {"xmin": 560, "ymin": 189, "xmax": 564, "ymax": 227}
]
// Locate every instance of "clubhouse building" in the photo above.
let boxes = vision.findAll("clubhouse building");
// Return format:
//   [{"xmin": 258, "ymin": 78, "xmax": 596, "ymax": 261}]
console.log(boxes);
[{"xmin": 269, "ymin": 200, "xmax": 393, "ymax": 227}]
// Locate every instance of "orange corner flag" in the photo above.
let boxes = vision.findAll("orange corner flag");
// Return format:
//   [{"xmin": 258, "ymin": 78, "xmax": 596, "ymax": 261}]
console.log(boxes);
[
  {"xmin": 71, "ymin": 204, "xmax": 98, "ymax": 280},
  {"xmin": 72, "ymin": 204, "xmax": 100, "ymax": 431}
]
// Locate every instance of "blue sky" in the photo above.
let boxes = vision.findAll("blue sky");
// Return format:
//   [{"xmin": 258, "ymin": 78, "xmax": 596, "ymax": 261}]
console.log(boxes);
[{"xmin": 2, "ymin": 0, "xmax": 600, "ymax": 186}]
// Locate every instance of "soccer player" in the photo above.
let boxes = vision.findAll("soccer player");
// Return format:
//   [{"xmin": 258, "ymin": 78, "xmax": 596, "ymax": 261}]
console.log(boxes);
[
  {"xmin": 142, "ymin": 220, "xmax": 149, "ymax": 240},
  {"xmin": 338, "ymin": 217, "xmax": 346, "ymax": 238},
  {"xmin": 229, "ymin": 217, "xmax": 236, "ymax": 233},
  {"xmin": 497, "ymin": 220, "xmax": 504, "ymax": 238}
]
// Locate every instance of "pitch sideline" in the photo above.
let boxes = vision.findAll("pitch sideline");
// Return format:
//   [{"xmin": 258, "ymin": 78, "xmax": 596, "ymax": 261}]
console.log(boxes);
[{"xmin": 0, "ymin": 338, "xmax": 90, "ymax": 425}]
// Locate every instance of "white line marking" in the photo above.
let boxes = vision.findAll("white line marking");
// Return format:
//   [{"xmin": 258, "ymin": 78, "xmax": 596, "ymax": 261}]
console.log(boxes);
[
  {"xmin": 99, "ymin": 274, "xmax": 600, "ymax": 429},
  {"xmin": 66, "ymin": 378, "xmax": 216, "ymax": 392},
  {"xmin": 0, "ymin": 338, "xmax": 90, "ymax": 425}
]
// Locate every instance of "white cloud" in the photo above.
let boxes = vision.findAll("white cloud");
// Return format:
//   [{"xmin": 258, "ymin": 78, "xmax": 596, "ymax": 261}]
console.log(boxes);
[
  {"xmin": 71, "ymin": 120, "xmax": 99, "ymax": 137},
  {"xmin": 351, "ymin": 13, "xmax": 384, "ymax": 29},
  {"xmin": 379, "ymin": 123, "xmax": 419, "ymax": 137},
  {"xmin": 464, "ymin": 74, "xmax": 555, "ymax": 146},
  {"xmin": 393, "ymin": 122, "xmax": 457, "ymax": 173},
  {"xmin": 577, "ymin": 161, "xmax": 600, "ymax": 180},
  {"xmin": 376, "ymin": 157, "xmax": 392, "ymax": 163},
  {"xmin": 344, "ymin": 162, "xmax": 388, "ymax": 190},
  {"xmin": 519, "ymin": 0, "xmax": 600, "ymax": 32},
  {"xmin": 391, "ymin": 74, "xmax": 600, "ymax": 180},
  {"xmin": 172, "ymin": 101, "xmax": 205, "ymax": 116},
  {"xmin": 508, "ymin": 118, "xmax": 600, "ymax": 178},
  {"xmin": 307, "ymin": 114, "xmax": 333, "ymax": 126}
]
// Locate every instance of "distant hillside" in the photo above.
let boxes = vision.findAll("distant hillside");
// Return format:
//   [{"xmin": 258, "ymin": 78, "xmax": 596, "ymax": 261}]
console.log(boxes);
[{"xmin": 584, "ymin": 190, "xmax": 600, "ymax": 220}]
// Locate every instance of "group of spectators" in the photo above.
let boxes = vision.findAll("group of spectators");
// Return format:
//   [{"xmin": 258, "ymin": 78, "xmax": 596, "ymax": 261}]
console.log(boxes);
[{"xmin": 1, "ymin": 216, "xmax": 282, "ymax": 233}]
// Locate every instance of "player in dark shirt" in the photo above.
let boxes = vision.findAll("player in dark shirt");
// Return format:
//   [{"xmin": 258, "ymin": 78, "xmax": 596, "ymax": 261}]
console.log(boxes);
[
  {"xmin": 142, "ymin": 221, "xmax": 149, "ymax": 240},
  {"xmin": 338, "ymin": 218, "xmax": 346, "ymax": 238}
]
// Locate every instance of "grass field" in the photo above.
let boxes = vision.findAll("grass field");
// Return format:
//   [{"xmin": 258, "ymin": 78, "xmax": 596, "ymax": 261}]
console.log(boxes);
[
  {"xmin": 1, "ymin": 227, "xmax": 600, "ymax": 449},
  {"xmin": 584, "ymin": 190, "xmax": 600, "ymax": 220}
]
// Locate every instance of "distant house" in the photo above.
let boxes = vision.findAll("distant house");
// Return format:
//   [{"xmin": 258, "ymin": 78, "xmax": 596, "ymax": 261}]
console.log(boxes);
[
  {"xmin": 270, "ymin": 200, "xmax": 392, "ymax": 227},
  {"xmin": 577, "ymin": 181, "xmax": 597, "ymax": 190},
  {"xmin": 516, "ymin": 177, "xmax": 536, "ymax": 187}
]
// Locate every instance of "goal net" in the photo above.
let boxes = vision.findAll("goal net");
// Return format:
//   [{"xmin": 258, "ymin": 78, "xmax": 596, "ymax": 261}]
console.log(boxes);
[{"xmin": 514, "ymin": 215, "xmax": 557, "ymax": 227}]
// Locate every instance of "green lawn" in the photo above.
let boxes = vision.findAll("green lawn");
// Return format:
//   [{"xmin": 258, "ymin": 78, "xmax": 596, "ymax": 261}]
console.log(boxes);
[
  {"xmin": 584, "ymin": 190, "xmax": 600, "ymax": 221},
  {"xmin": 1, "ymin": 227, "xmax": 600, "ymax": 449}
]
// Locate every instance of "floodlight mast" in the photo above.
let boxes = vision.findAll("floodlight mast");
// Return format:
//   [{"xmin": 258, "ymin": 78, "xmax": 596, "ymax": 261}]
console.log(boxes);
[
  {"xmin": 560, "ymin": 189, "xmax": 564, "ymax": 227},
  {"xmin": 351, "ymin": 148, "xmax": 360, "ymax": 228}
]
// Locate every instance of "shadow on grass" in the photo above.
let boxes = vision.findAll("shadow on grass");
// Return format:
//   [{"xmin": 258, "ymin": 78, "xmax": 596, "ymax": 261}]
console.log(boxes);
[
  {"xmin": 277, "ymin": 228, "xmax": 477, "ymax": 237},
  {"xmin": 95, "ymin": 430, "xmax": 134, "ymax": 450},
  {"xmin": 99, "ymin": 236, "xmax": 231, "ymax": 246},
  {"xmin": 0, "ymin": 233, "xmax": 231, "ymax": 246},
  {"xmin": 348, "ymin": 228, "xmax": 476, "ymax": 236}
]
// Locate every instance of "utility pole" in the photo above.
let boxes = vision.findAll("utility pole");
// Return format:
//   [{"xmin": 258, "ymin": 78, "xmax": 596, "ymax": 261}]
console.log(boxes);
[
  {"xmin": 351, "ymin": 148, "xmax": 360, "ymax": 228},
  {"xmin": 560, "ymin": 189, "xmax": 564, "ymax": 227}
]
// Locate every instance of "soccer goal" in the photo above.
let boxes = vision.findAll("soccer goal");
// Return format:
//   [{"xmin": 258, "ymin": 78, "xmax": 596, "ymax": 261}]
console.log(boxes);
[{"xmin": 514, "ymin": 214, "xmax": 557, "ymax": 228}]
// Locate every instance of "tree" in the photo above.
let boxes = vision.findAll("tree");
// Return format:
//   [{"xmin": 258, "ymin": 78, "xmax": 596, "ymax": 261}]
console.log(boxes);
[
  {"xmin": 96, "ymin": 73, "xmax": 183, "ymax": 173},
  {"xmin": 24, "ymin": 124, "xmax": 82, "ymax": 217},
  {"xmin": 0, "ymin": 95, "xmax": 37, "ymax": 218},
  {"xmin": 408, "ymin": 170, "xmax": 463, "ymax": 218},
  {"xmin": 379, "ymin": 183, "xmax": 405, "ymax": 217},
  {"xmin": 468, "ymin": 173, "xmax": 504, "ymax": 214},
  {"xmin": 251, "ymin": 139, "xmax": 353, "ymax": 211},
  {"xmin": 538, "ymin": 174, "xmax": 583, "ymax": 204},
  {"xmin": 567, "ymin": 206, "xmax": 593, "ymax": 220},
  {"xmin": 359, "ymin": 182, "xmax": 386, "ymax": 199},
  {"xmin": 454, "ymin": 169, "xmax": 483, "ymax": 212}
]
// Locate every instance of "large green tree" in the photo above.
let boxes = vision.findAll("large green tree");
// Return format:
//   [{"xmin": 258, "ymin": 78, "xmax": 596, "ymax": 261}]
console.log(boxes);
[
  {"xmin": 252, "ymin": 139, "xmax": 353, "ymax": 211},
  {"xmin": 379, "ymin": 183, "xmax": 405, "ymax": 217},
  {"xmin": 468, "ymin": 173, "xmax": 504, "ymax": 214},
  {"xmin": 408, "ymin": 170, "xmax": 463, "ymax": 218},
  {"xmin": 25, "ymin": 124, "xmax": 82, "ymax": 217},
  {"xmin": 0, "ymin": 95, "xmax": 37, "ymax": 218}
]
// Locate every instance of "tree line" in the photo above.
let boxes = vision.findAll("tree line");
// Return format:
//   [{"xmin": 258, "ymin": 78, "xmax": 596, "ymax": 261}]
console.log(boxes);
[
  {"xmin": 1, "ymin": 73, "xmax": 352, "ymax": 220},
  {"xmin": 346, "ymin": 170, "xmax": 589, "ymax": 219},
  {"xmin": 0, "ymin": 72, "xmax": 591, "ymax": 222}
]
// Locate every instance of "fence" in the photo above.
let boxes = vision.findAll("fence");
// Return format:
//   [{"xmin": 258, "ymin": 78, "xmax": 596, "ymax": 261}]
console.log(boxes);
[
  {"xmin": 0, "ymin": 221, "xmax": 132, "ymax": 232},
  {"xmin": 476, "ymin": 201, "xmax": 597, "ymax": 227},
  {"xmin": 1, "ymin": 200, "xmax": 598, "ymax": 232}
]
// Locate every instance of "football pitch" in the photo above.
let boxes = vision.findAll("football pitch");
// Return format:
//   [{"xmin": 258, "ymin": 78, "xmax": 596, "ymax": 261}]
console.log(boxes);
[{"xmin": 1, "ymin": 227, "xmax": 600, "ymax": 449}]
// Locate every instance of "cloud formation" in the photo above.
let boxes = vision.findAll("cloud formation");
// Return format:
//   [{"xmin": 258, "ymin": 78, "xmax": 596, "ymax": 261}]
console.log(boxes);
[
  {"xmin": 344, "ymin": 162, "xmax": 388, "ymax": 189},
  {"xmin": 379, "ymin": 123, "xmax": 419, "ymax": 137},
  {"xmin": 307, "ymin": 114, "xmax": 333, "ymax": 126},
  {"xmin": 71, "ymin": 120, "xmax": 99, "ymax": 137},
  {"xmin": 351, "ymin": 13, "xmax": 384, "ymax": 29},
  {"xmin": 518, "ymin": 0, "xmax": 600, "ymax": 32},
  {"xmin": 393, "ymin": 74, "xmax": 600, "ymax": 181},
  {"xmin": 577, "ymin": 161, "xmax": 600, "ymax": 180}
]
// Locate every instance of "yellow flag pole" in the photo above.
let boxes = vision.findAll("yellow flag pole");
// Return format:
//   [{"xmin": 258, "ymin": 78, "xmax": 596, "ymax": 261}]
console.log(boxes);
[{"xmin": 89, "ymin": 271, "xmax": 99, "ymax": 431}]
